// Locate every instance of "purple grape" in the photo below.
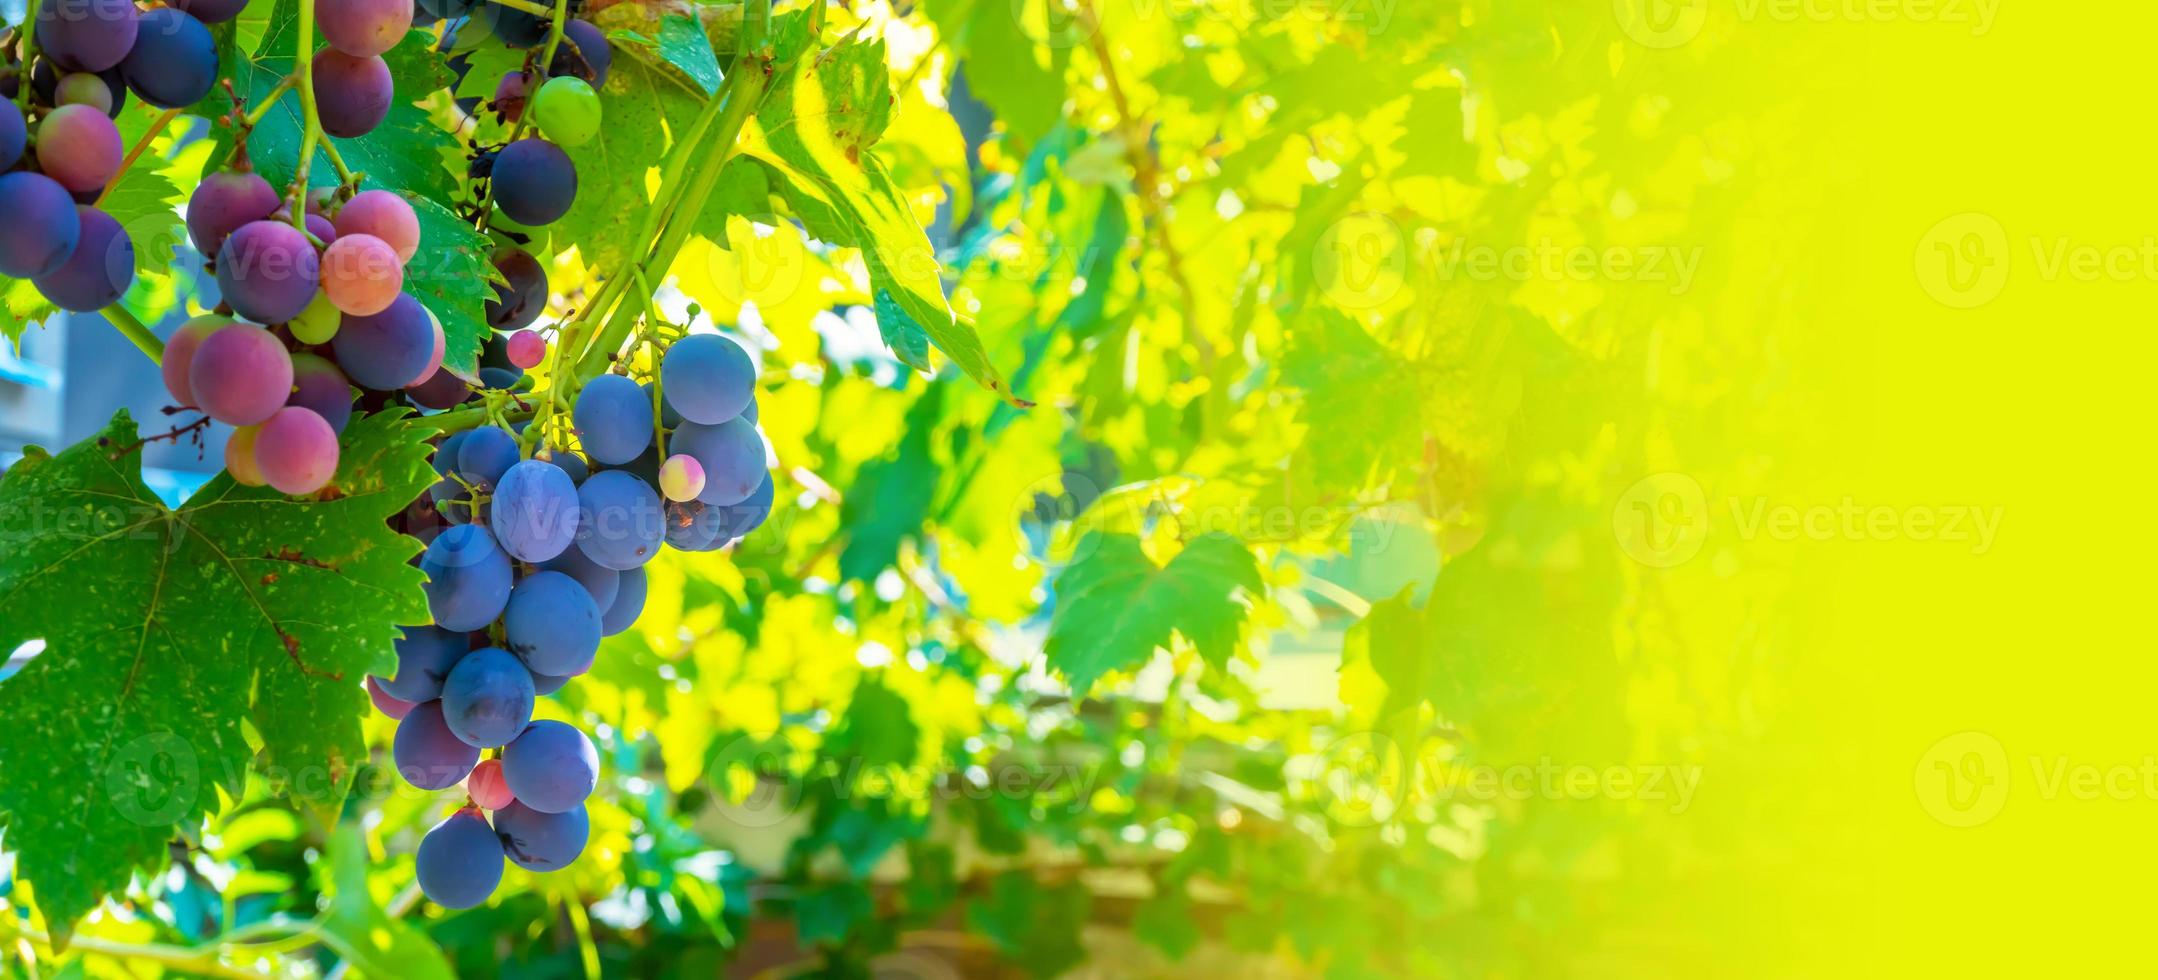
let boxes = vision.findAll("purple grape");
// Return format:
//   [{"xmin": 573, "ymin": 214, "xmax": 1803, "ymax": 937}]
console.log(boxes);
[
  {"xmin": 375, "ymin": 625, "xmax": 470, "ymax": 702},
  {"xmin": 500, "ymin": 720, "xmax": 597, "ymax": 813},
  {"xmin": 217, "ymin": 220, "xmax": 320, "ymax": 323},
  {"xmin": 492, "ymin": 459, "xmax": 579, "ymax": 562},
  {"xmin": 394, "ymin": 700, "xmax": 481, "ymax": 790},
  {"xmin": 318, "ymin": 0, "xmax": 412, "ymax": 59},
  {"xmin": 32, "ymin": 205, "xmax": 131, "ymax": 312},
  {"xmin": 600, "ymin": 565, "xmax": 644, "ymax": 636},
  {"xmin": 36, "ymin": 104, "xmax": 122, "ymax": 193},
  {"xmin": 416, "ymin": 808, "xmax": 503, "ymax": 908},
  {"xmin": 670, "ymin": 417, "xmax": 766, "ymax": 506},
  {"xmin": 573, "ymin": 470, "xmax": 663, "ymax": 570},
  {"xmin": 161, "ymin": 314, "xmax": 230, "ymax": 408},
  {"xmin": 253, "ymin": 406, "xmax": 339, "ymax": 495},
  {"xmin": 421, "ymin": 523, "xmax": 513, "ymax": 630},
  {"xmin": 490, "ymin": 138, "xmax": 576, "ymax": 226},
  {"xmin": 485, "ymin": 245, "xmax": 546, "ymax": 329},
  {"xmin": 538, "ymin": 544, "xmax": 619, "ymax": 612},
  {"xmin": 483, "ymin": 1, "xmax": 547, "ymax": 47},
  {"xmin": 330, "ymin": 293, "xmax": 432, "ymax": 390},
  {"xmin": 287, "ymin": 352, "xmax": 355, "ymax": 433},
  {"xmin": 171, "ymin": 0, "xmax": 251, "ymax": 24},
  {"xmin": 660, "ymin": 333, "xmax": 755, "ymax": 424},
  {"xmin": 663, "ymin": 500, "xmax": 721, "ymax": 552},
  {"xmin": 36, "ymin": 0, "xmax": 139, "ymax": 73},
  {"xmin": 311, "ymin": 50, "xmax": 393, "ymax": 138},
  {"xmin": 120, "ymin": 8, "xmax": 217, "ymax": 108},
  {"xmin": 2, "ymin": 104, "xmax": 26, "ymax": 170},
  {"xmin": 454, "ymin": 425, "xmax": 520, "ymax": 489},
  {"xmin": 550, "ymin": 19, "xmax": 611, "ymax": 85},
  {"xmin": 190, "ymin": 323, "xmax": 294, "ymax": 426},
  {"xmin": 440, "ymin": 647, "xmax": 534, "ymax": 748},
  {"xmin": 713, "ymin": 473, "xmax": 775, "ymax": 540},
  {"xmin": 544, "ymin": 450, "xmax": 588, "ymax": 485},
  {"xmin": 572, "ymin": 374, "xmax": 651, "ymax": 465},
  {"xmin": 492, "ymin": 801, "xmax": 587, "ymax": 871},
  {"xmin": 530, "ymin": 670, "xmax": 570, "ymax": 696},
  {"xmin": 187, "ymin": 169, "xmax": 281, "ymax": 257},
  {"xmin": 409, "ymin": 367, "xmax": 474, "ymax": 410},
  {"xmin": 503, "ymin": 571, "xmax": 601, "ymax": 676}
]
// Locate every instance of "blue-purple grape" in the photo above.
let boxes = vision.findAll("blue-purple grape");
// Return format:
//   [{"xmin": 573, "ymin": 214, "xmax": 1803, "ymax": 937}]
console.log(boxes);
[
  {"xmin": 572, "ymin": 374, "xmax": 651, "ymax": 465},
  {"xmin": 489, "ymin": 138, "xmax": 576, "ymax": 226},
  {"xmin": 186, "ymin": 169, "xmax": 280, "ymax": 258},
  {"xmin": 574, "ymin": 470, "xmax": 663, "ymax": 570},
  {"xmin": 394, "ymin": 700, "xmax": 482, "ymax": 790},
  {"xmin": 485, "ymin": 245, "xmax": 547, "ymax": 329},
  {"xmin": 713, "ymin": 473, "xmax": 775, "ymax": 540},
  {"xmin": 549, "ymin": 19, "xmax": 611, "ymax": 84},
  {"xmin": 600, "ymin": 565, "xmax": 645, "ymax": 636},
  {"xmin": 503, "ymin": 571, "xmax": 602, "ymax": 677},
  {"xmin": 492, "ymin": 459, "xmax": 579, "ymax": 562},
  {"xmin": 421, "ymin": 524, "xmax": 513, "ymax": 630},
  {"xmin": 331, "ymin": 293, "xmax": 432, "ymax": 390},
  {"xmin": 172, "ymin": 0, "xmax": 251, "ymax": 24},
  {"xmin": 376, "ymin": 625, "xmax": 470, "ymax": 702},
  {"xmin": 311, "ymin": 50, "xmax": 393, "ymax": 138},
  {"xmin": 492, "ymin": 801, "xmax": 587, "ymax": 871},
  {"xmin": 500, "ymin": 720, "xmax": 597, "ymax": 813},
  {"xmin": 440, "ymin": 647, "xmax": 535, "ymax": 748},
  {"xmin": 538, "ymin": 544, "xmax": 619, "ymax": 612},
  {"xmin": 416, "ymin": 808, "xmax": 503, "ymax": 908},
  {"xmin": 454, "ymin": 425, "xmax": 520, "ymax": 490},
  {"xmin": 0, "ymin": 174, "xmax": 82, "ymax": 278},
  {"xmin": 661, "ymin": 334, "xmax": 755, "ymax": 425},
  {"xmin": 217, "ymin": 220, "xmax": 320, "ymax": 324},
  {"xmin": 670, "ymin": 417, "xmax": 765, "ymax": 506},
  {"xmin": 287, "ymin": 352, "xmax": 355, "ymax": 433},
  {"xmin": 2, "ymin": 104, "xmax": 26, "ymax": 170},
  {"xmin": 120, "ymin": 8, "xmax": 218, "ymax": 108},
  {"xmin": 36, "ymin": 0, "xmax": 139, "ymax": 73},
  {"xmin": 33, "ymin": 206, "xmax": 131, "ymax": 312}
]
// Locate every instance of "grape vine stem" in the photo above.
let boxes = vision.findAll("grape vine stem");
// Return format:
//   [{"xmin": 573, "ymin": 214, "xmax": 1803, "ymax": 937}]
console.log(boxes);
[
  {"xmin": 13, "ymin": 0, "xmax": 37, "ymax": 111},
  {"xmin": 287, "ymin": 0, "xmax": 323, "ymax": 226},
  {"xmin": 100, "ymin": 304, "xmax": 165, "ymax": 361},
  {"xmin": 98, "ymin": 108, "xmax": 183, "ymax": 207},
  {"xmin": 242, "ymin": 74, "xmax": 298, "ymax": 128}
]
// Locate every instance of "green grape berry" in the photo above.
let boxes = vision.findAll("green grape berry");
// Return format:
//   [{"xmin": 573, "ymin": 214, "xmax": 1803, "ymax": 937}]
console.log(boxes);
[
  {"xmin": 290, "ymin": 288, "xmax": 343, "ymax": 345},
  {"xmin": 531, "ymin": 76, "xmax": 600, "ymax": 148},
  {"xmin": 56, "ymin": 73, "xmax": 114, "ymax": 113}
]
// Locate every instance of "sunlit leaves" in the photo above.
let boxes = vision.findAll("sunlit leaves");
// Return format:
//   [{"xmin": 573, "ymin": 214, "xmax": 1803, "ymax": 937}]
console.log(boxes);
[{"xmin": 1043, "ymin": 532, "xmax": 1265, "ymax": 694}]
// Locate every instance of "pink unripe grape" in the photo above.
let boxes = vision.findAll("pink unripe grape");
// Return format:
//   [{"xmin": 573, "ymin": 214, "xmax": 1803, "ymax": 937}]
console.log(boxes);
[
  {"xmin": 254, "ymin": 406, "xmax": 340, "ymax": 495},
  {"xmin": 409, "ymin": 307, "xmax": 447, "ymax": 386},
  {"xmin": 306, "ymin": 212, "xmax": 337, "ymax": 247},
  {"xmin": 317, "ymin": 0, "xmax": 411, "ymax": 59},
  {"xmin": 36, "ymin": 104, "xmax": 122, "ymax": 192},
  {"xmin": 190, "ymin": 323, "xmax": 295, "ymax": 426},
  {"xmin": 226, "ymin": 424, "xmax": 267, "ymax": 487},
  {"xmin": 321, "ymin": 233, "xmax": 404, "ymax": 315},
  {"xmin": 505, "ymin": 330, "xmax": 545, "ymax": 369},
  {"xmin": 367, "ymin": 676, "xmax": 416, "ymax": 719},
  {"xmin": 493, "ymin": 70, "xmax": 532, "ymax": 123},
  {"xmin": 332, "ymin": 189, "xmax": 419, "ymax": 264},
  {"xmin": 160, "ymin": 314, "xmax": 233, "ymax": 408},
  {"xmin": 659, "ymin": 455, "xmax": 705, "ymax": 502},
  {"xmin": 467, "ymin": 757, "xmax": 515, "ymax": 809}
]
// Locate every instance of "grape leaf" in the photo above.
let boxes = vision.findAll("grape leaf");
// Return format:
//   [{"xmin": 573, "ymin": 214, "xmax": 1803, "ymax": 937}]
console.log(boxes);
[
  {"xmin": 960, "ymin": 0, "xmax": 1067, "ymax": 144},
  {"xmin": 0, "ymin": 409, "xmax": 436, "ymax": 943},
  {"xmin": 964, "ymin": 872, "xmax": 1091, "ymax": 978},
  {"xmin": 216, "ymin": 0, "xmax": 492, "ymax": 375},
  {"xmin": 748, "ymin": 33, "xmax": 1026, "ymax": 405},
  {"xmin": 1042, "ymin": 533, "xmax": 1264, "ymax": 695},
  {"xmin": 607, "ymin": 15, "xmax": 725, "ymax": 96},
  {"xmin": 872, "ymin": 289, "xmax": 932, "ymax": 373},
  {"xmin": 552, "ymin": 56, "xmax": 698, "ymax": 273}
]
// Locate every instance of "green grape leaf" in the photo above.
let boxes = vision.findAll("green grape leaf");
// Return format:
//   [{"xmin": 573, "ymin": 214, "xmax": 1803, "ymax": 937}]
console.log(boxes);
[
  {"xmin": 960, "ymin": 0, "xmax": 1067, "ymax": 144},
  {"xmin": 1133, "ymin": 887, "xmax": 1202, "ymax": 960},
  {"xmin": 319, "ymin": 822, "xmax": 454, "ymax": 978},
  {"xmin": 749, "ymin": 33, "xmax": 1026, "ymax": 405},
  {"xmin": 872, "ymin": 288, "xmax": 932, "ymax": 373},
  {"xmin": 0, "ymin": 409, "xmax": 436, "ymax": 943},
  {"xmin": 100, "ymin": 154, "xmax": 189, "ymax": 281},
  {"xmin": 964, "ymin": 872, "xmax": 1091, "ymax": 977},
  {"xmin": 552, "ymin": 56, "xmax": 699, "ymax": 273},
  {"xmin": 608, "ymin": 15, "xmax": 725, "ymax": 96},
  {"xmin": 217, "ymin": 0, "xmax": 491, "ymax": 375},
  {"xmin": 1, "ymin": 280, "xmax": 61, "ymax": 350},
  {"xmin": 837, "ymin": 386, "xmax": 940, "ymax": 584},
  {"xmin": 1043, "ymin": 533, "xmax": 1265, "ymax": 695}
]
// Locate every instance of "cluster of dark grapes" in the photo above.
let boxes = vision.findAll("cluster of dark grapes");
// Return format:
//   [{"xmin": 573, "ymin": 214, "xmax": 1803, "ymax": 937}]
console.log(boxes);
[
  {"xmin": 369, "ymin": 332, "xmax": 772, "ymax": 908},
  {"xmin": 1, "ymin": 0, "xmax": 226, "ymax": 308}
]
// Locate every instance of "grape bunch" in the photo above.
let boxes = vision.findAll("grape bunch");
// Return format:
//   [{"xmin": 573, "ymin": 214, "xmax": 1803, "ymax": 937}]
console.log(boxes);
[
  {"xmin": 1, "ymin": 0, "xmax": 226, "ymax": 308},
  {"xmin": 372, "ymin": 332, "xmax": 773, "ymax": 909}
]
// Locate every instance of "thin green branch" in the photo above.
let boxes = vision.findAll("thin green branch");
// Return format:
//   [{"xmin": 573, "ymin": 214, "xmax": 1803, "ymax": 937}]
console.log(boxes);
[
  {"xmin": 97, "ymin": 107, "xmax": 182, "ymax": 206},
  {"xmin": 243, "ymin": 74, "xmax": 297, "ymax": 127},
  {"xmin": 14, "ymin": 0, "xmax": 39, "ymax": 111},
  {"xmin": 287, "ymin": 0, "xmax": 322, "ymax": 226},
  {"xmin": 102, "ymin": 304, "xmax": 165, "ymax": 362}
]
